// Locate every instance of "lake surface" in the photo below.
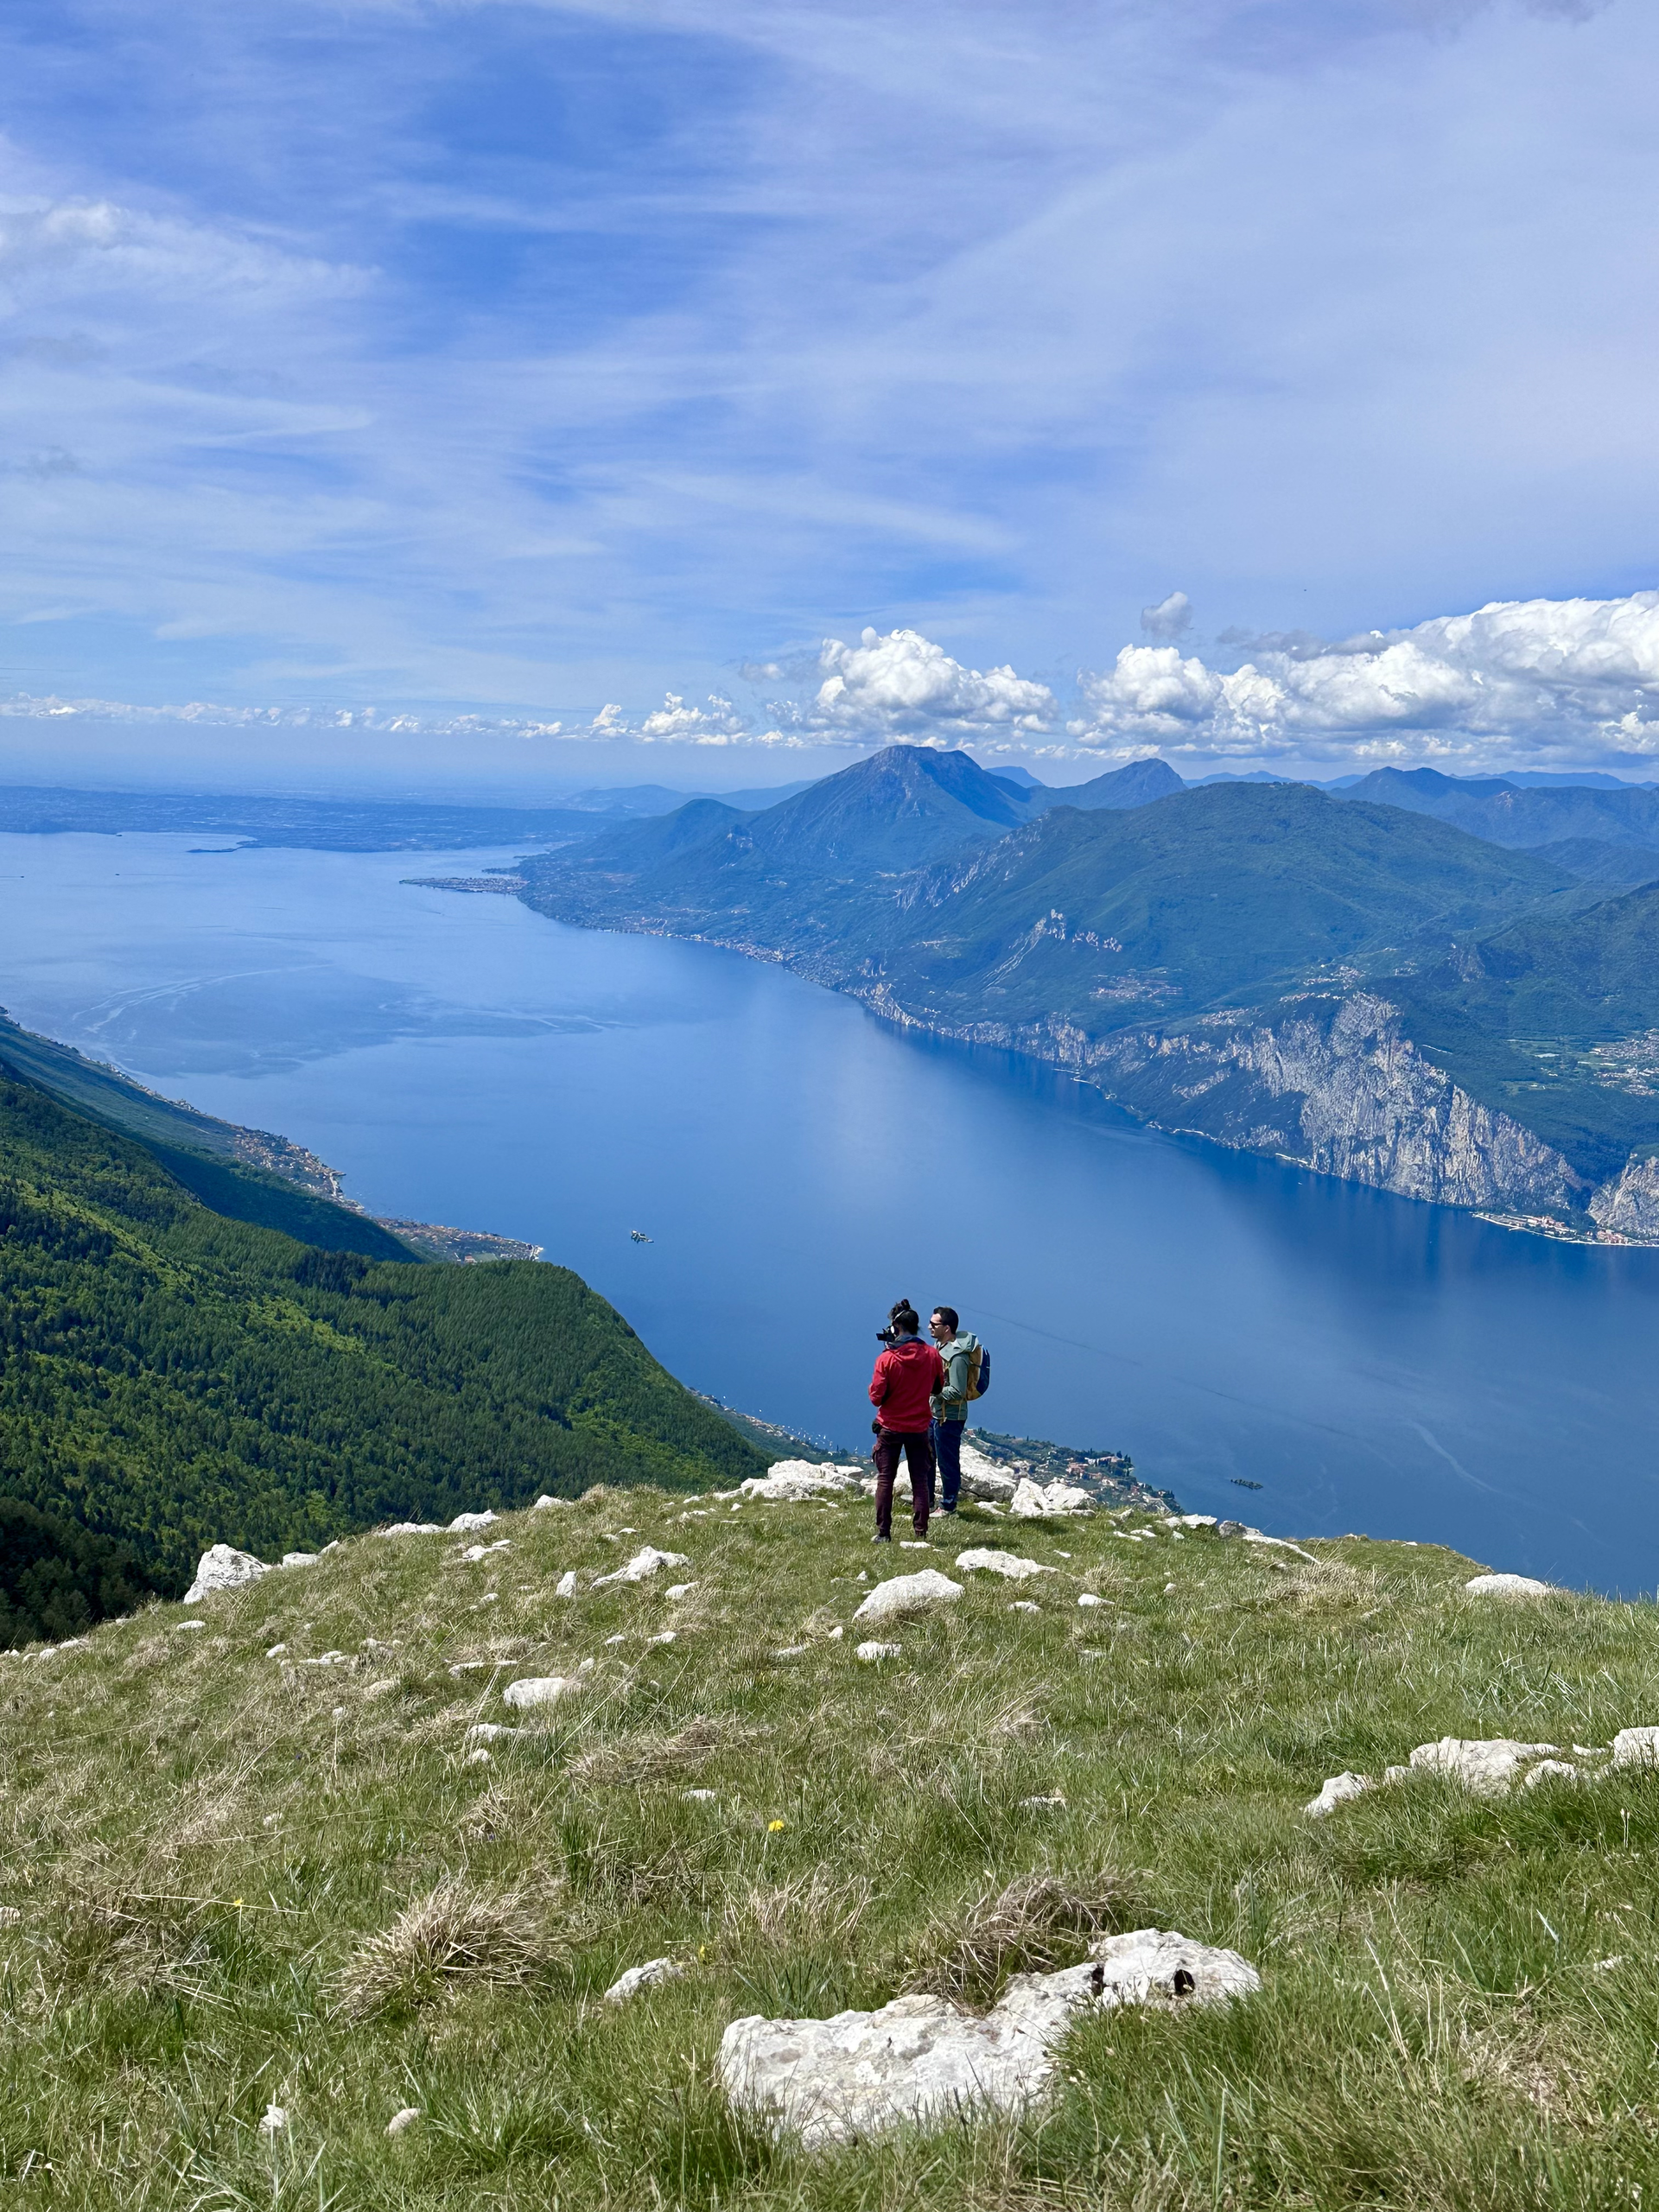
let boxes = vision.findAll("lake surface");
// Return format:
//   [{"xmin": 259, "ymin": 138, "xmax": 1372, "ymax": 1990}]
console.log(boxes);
[{"xmin": 0, "ymin": 831, "xmax": 1655, "ymax": 1592}]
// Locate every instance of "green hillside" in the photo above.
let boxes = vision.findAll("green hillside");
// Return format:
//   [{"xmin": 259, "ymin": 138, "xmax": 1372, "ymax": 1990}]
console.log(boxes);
[
  {"xmin": 5, "ymin": 1483, "xmax": 1659, "ymax": 2209},
  {"xmin": 0, "ymin": 1066, "xmax": 764, "ymax": 1597}
]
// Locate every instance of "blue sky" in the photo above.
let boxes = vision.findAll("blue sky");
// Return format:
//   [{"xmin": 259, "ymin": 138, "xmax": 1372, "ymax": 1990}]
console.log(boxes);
[{"xmin": 2, "ymin": 0, "xmax": 1657, "ymax": 790}]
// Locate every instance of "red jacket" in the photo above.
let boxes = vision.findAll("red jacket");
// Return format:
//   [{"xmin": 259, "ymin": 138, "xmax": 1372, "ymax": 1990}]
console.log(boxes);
[{"xmin": 869, "ymin": 1338, "xmax": 946, "ymax": 1433}]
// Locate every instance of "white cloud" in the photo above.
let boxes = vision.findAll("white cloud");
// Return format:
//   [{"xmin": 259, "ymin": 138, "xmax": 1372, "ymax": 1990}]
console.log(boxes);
[
  {"xmin": 1139, "ymin": 590, "xmax": 1192, "ymax": 640},
  {"xmin": 1071, "ymin": 589, "xmax": 1659, "ymax": 769},
  {"xmin": 809, "ymin": 627, "xmax": 1057, "ymax": 737}
]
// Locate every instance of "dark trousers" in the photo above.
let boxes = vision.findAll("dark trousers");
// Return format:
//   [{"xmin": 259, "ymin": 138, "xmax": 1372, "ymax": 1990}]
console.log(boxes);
[
  {"xmin": 931, "ymin": 1417, "xmax": 963, "ymax": 1510},
  {"xmin": 872, "ymin": 1428, "xmax": 935, "ymax": 1538}
]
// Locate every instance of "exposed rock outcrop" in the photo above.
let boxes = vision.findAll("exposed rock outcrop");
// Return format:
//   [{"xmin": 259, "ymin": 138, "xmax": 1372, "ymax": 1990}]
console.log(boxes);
[
  {"xmin": 1589, "ymin": 1154, "xmax": 1659, "ymax": 1237},
  {"xmin": 719, "ymin": 1929, "xmax": 1261, "ymax": 2145},
  {"xmin": 183, "ymin": 1545, "xmax": 270, "ymax": 1605}
]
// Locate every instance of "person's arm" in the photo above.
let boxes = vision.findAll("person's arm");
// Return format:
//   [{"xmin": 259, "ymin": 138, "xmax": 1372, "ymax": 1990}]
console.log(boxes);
[{"xmin": 868, "ymin": 1350, "xmax": 892, "ymax": 1408}]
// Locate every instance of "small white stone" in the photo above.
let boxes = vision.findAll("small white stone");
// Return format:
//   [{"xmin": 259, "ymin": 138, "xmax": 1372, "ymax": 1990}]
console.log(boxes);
[
  {"xmin": 665, "ymin": 1582, "xmax": 696, "ymax": 1599},
  {"xmin": 174, "ymin": 1620, "xmax": 206, "ymax": 1633},
  {"xmin": 281, "ymin": 1552, "xmax": 319, "ymax": 1569},
  {"xmin": 448, "ymin": 1511, "xmax": 499, "ymax": 1533},
  {"xmin": 531, "ymin": 1496, "xmax": 570, "ymax": 1511},
  {"xmin": 464, "ymin": 1723, "xmax": 511, "ymax": 1743},
  {"xmin": 1409, "ymin": 1738, "xmax": 1560, "ymax": 1796},
  {"xmin": 1165, "ymin": 1581, "xmax": 1178, "ymax": 1593},
  {"xmin": 466, "ymin": 1747, "xmax": 492, "ymax": 1764},
  {"xmin": 827, "ymin": 1625, "xmax": 844, "ymax": 1641},
  {"xmin": 853, "ymin": 1569, "xmax": 963, "ymax": 1626},
  {"xmin": 957, "ymin": 1549, "xmax": 1054, "ymax": 1582},
  {"xmin": 1522, "ymin": 1759, "xmax": 1581, "ymax": 1788},
  {"xmin": 1612, "ymin": 1726, "xmax": 1659, "ymax": 1769},
  {"xmin": 1009, "ymin": 1601, "xmax": 1040, "ymax": 1614},
  {"xmin": 304, "ymin": 1651, "xmax": 348, "ymax": 1667},
  {"xmin": 648, "ymin": 1630, "xmax": 677, "ymax": 1645},
  {"xmin": 683, "ymin": 1788, "xmax": 718, "ymax": 1802},
  {"xmin": 380, "ymin": 1522, "xmax": 442, "ymax": 1537},
  {"xmin": 1306, "ymin": 1771, "xmax": 1372, "ymax": 1818},
  {"xmin": 1020, "ymin": 1790, "xmax": 1066, "ymax": 1808},
  {"xmin": 1465, "ymin": 1573, "xmax": 1555, "ymax": 1599},
  {"xmin": 257, "ymin": 2104, "xmax": 288, "ymax": 2138},
  {"xmin": 604, "ymin": 1956, "xmax": 685, "ymax": 2005},
  {"xmin": 386, "ymin": 2107, "xmax": 422, "ymax": 2137},
  {"xmin": 593, "ymin": 1545, "xmax": 690, "ymax": 1587},
  {"xmin": 1077, "ymin": 1592, "xmax": 1103, "ymax": 1608},
  {"xmin": 856, "ymin": 1641, "xmax": 903, "ymax": 1662},
  {"xmin": 604, "ymin": 1633, "xmax": 628, "ymax": 1646},
  {"xmin": 554, "ymin": 1570, "xmax": 578, "ymax": 1599},
  {"xmin": 183, "ymin": 1544, "xmax": 270, "ymax": 1605},
  {"xmin": 265, "ymin": 1643, "xmax": 287, "ymax": 1657},
  {"xmin": 503, "ymin": 1675, "xmax": 579, "ymax": 1709}
]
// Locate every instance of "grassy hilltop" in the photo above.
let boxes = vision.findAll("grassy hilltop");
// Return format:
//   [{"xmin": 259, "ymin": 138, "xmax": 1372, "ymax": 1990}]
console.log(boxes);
[{"xmin": 10, "ymin": 1487, "xmax": 1659, "ymax": 2209}]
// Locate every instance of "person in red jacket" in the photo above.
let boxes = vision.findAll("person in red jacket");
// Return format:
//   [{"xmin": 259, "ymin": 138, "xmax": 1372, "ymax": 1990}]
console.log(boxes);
[{"xmin": 868, "ymin": 1299, "xmax": 946, "ymax": 1541}]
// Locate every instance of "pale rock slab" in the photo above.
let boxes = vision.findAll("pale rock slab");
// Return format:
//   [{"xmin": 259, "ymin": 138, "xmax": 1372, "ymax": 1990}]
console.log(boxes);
[
  {"xmin": 449, "ymin": 1511, "xmax": 499, "ymax": 1532},
  {"xmin": 740, "ymin": 1461, "xmax": 864, "ymax": 1502},
  {"xmin": 281, "ymin": 1552, "xmax": 318, "ymax": 1569},
  {"xmin": 1409, "ymin": 1738, "xmax": 1560, "ymax": 1796},
  {"xmin": 855, "ymin": 1641, "xmax": 902, "ymax": 1662},
  {"xmin": 1008, "ymin": 1478, "xmax": 1094, "ymax": 1519},
  {"xmin": 503, "ymin": 1675, "xmax": 580, "ymax": 1710},
  {"xmin": 957, "ymin": 1443, "xmax": 1018, "ymax": 1503},
  {"xmin": 554, "ymin": 1571, "xmax": 578, "ymax": 1599},
  {"xmin": 380, "ymin": 1522, "xmax": 442, "ymax": 1537},
  {"xmin": 183, "ymin": 1545, "xmax": 270, "ymax": 1605},
  {"xmin": 532, "ymin": 1496, "xmax": 571, "ymax": 1511},
  {"xmin": 1612, "ymin": 1726, "xmax": 1659, "ymax": 1769},
  {"xmin": 1523, "ymin": 1759, "xmax": 1583, "ymax": 1788},
  {"xmin": 1465, "ymin": 1573, "xmax": 1556, "ymax": 1599},
  {"xmin": 720, "ymin": 1929, "xmax": 1260, "ymax": 2147},
  {"xmin": 593, "ymin": 1545, "xmax": 690, "ymax": 1587},
  {"xmin": 853, "ymin": 1570, "xmax": 963, "ymax": 1626},
  {"xmin": 604, "ymin": 1956, "xmax": 685, "ymax": 2005},
  {"xmin": 957, "ymin": 1548, "xmax": 1054, "ymax": 1582},
  {"xmin": 1306, "ymin": 1771, "xmax": 1372, "ymax": 1818}
]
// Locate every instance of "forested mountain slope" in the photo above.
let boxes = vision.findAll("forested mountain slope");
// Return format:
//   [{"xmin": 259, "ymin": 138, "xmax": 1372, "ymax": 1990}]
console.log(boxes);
[
  {"xmin": 0, "ymin": 1066, "xmax": 763, "ymax": 1605},
  {"xmin": 516, "ymin": 750, "xmax": 1659, "ymax": 1234}
]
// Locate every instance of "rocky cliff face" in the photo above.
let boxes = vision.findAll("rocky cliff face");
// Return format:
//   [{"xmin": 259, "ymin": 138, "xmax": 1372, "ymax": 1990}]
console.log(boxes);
[
  {"xmin": 862, "ymin": 986, "xmax": 1592, "ymax": 1214},
  {"xmin": 1588, "ymin": 1154, "xmax": 1659, "ymax": 1236}
]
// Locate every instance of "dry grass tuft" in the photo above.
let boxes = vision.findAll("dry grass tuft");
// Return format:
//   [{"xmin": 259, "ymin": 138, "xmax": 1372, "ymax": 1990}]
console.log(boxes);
[
  {"xmin": 568, "ymin": 1712, "xmax": 753, "ymax": 1789},
  {"xmin": 903, "ymin": 1870, "xmax": 1149, "ymax": 2006},
  {"xmin": 333, "ymin": 1875, "xmax": 550, "ymax": 2019},
  {"xmin": 722, "ymin": 1866, "xmax": 873, "ymax": 1951},
  {"xmin": 1260, "ymin": 1560, "xmax": 1384, "ymax": 1617}
]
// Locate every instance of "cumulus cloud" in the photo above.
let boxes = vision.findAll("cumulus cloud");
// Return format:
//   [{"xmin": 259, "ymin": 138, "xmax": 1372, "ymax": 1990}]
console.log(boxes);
[
  {"xmin": 1139, "ymin": 590, "xmax": 1192, "ymax": 641},
  {"xmin": 1071, "ymin": 589, "xmax": 1659, "ymax": 769},
  {"xmin": 808, "ymin": 627, "xmax": 1058, "ymax": 737}
]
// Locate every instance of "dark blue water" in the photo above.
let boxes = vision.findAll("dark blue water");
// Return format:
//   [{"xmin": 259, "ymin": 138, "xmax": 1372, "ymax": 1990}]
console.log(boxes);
[{"xmin": 0, "ymin": 832, "xmax": 1655, "ymax": 1592}]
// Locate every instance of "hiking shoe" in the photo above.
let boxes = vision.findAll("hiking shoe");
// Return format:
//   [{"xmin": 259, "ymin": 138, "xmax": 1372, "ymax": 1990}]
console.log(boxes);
[{"xmin": 871, "ymin": 1533, "xmax": 891, "ymax": 1543}]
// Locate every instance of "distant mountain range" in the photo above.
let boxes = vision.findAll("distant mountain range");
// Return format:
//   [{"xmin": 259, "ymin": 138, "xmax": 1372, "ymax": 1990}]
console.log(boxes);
[{"xmin": 517, "ymin": 747, "xmax": 1659, "ymax": 1239}]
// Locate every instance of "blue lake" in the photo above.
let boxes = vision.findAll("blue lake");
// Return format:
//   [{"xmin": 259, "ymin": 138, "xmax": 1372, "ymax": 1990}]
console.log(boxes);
[{"xmin": 0, "ymin": 831, "xmax": 1654, "ymax": 1592}]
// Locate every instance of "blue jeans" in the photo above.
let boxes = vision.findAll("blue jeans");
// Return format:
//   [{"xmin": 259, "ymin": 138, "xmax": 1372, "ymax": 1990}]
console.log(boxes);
[{"xmin": 931, "ymin": 1418, "xmax": 963, "ymax": 1510}]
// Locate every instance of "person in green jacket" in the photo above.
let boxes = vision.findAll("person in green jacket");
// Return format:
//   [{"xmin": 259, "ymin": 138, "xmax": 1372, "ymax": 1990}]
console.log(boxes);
[{"xmin": 928, "ymin": 1306, "xmax": 982, "ymax": 1515}]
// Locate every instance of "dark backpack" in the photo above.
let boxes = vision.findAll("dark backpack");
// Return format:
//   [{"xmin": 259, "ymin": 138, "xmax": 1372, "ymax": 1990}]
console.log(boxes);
[{"xmin": 970, "ymin": 1344, "xmax": 990, "ymax": 1399}]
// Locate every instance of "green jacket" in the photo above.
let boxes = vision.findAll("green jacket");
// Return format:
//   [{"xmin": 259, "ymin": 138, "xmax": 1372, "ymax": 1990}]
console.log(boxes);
[{"xmin": 931, "ymin": 1332, "xmax": 981, "ymax": 1422}]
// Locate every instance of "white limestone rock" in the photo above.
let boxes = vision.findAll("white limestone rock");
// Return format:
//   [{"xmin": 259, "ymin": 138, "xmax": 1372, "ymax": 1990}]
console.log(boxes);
[
  {"xmin": 386, "ymin": 2107, "xmax": 422, "ymax": 2138},
  {"xmin": 1008, "ymin": 1478, "xmax": 1094, "ymax": 1520},
  {"xmin": 281, "ymin": 1552, "xmax": 319, "ymax": 1569},
  {"xmin": 852, "ymin": 1569, "xmax": 963, "ymax": 1626},
  {"xmin": 464, "ymin": 1723, "xmax": 512, "ymax": 1743},
  {"xmin": 1523, "ymin": 1759, "xmax": 1582, "ymax": 1788},
  {"xmin": 666, "ymin": 1582, "xmax": 696, "ymax": 1599},
  {"xmin": 448, "ymin": 1510, "xmax": 499, "ymax": 1533},
  {"xmin": 461, "ymin": 1540, "xmax": 512, "ymax": 1562},
  {"xmin": 532, "ymin": 1495, "xmax": 570, "ymax": 1511},
  {"xmin": 503, "ymin": 1675, "xmax": 580, "ymax": 1710},
  {"xmin": 593, "ymin": 1545, "xmax": 690, "ymax": 1587},
  {"xmin": 554, "ymin": 1570, "xmax": 578, "ymax": 1599},
  {"xmin": 1465, "ymin": 1572, "xmax": 1556, "ymax": 1599},
  {"xmin": 1077, "ymin": 1592, "xmax": 1104, "ymax": 1608},
  {"xmin": 740, "ymin": 1461, "xmax": 864, "ymax": 1503},
  {"xmin": 1409, "ymin": 1738, "xmax": 1560, "ymax": 1796},
  {"xmin": 257, "ymin": 2105, "xmax": 288, "ymax": 2138},
  {"xmin": 1306, "ymin": 1771, "xmax": 1372, "ymax": 1818},
  {"xmin": 956, "ymin": 1548, "xmax": 1054, "ymax": 1582},
  {"xmin": 183, "ymin": 1545, "xmax": 270, "ymax": 1605},
  {"xmin": 720, "ymin": 1929, "xmax": 1259, "ymax": 2147},
  {"xmin": 855, "ymin": 1641, "xmax": 903, "ymax": 1662},
  {"xmin": 604, "ymin": 1956, "xmax": 685, "ymax": 2005},
  {"xmin": 957, "ymin": 1443, "xmax": 1018, "ymax": 1503},
  {"xmin": 1612, "ymin": 1726, "xmax": 1659, "ymax": 1769},
  {"xmin": 380, "ymin": 1522, "xmax": 442, "ymax": 1537}
]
